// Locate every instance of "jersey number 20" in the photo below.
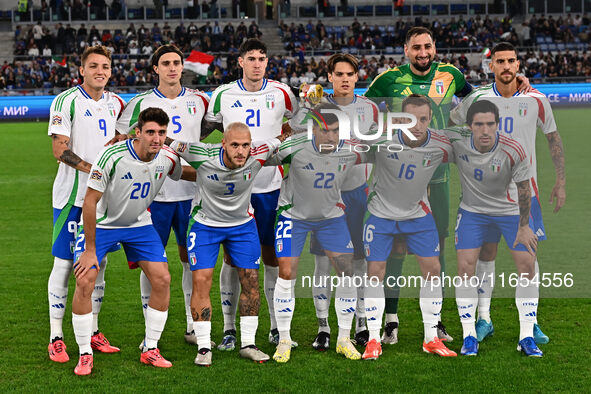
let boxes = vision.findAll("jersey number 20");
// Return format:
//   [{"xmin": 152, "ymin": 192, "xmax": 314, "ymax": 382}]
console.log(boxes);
[{"xmin": 130, "ymin": 182, "xmax": 151, "ymax": 199}]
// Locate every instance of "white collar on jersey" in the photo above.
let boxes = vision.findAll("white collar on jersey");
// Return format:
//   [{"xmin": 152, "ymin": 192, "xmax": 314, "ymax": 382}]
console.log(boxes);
[
  {"xmin": 237, "ymin": 78, "xmax": 268, "ymax": 91},
  {"xmin": 397, "ymin": 128, "xmax": 431, "ymax": 148},
  {"xmin": 326, "ymin": 94, "xmax": 357, "ymax": 105},
  {"xmin": 470, "ymin": 131, "xmax": 500, "ymax": 153},
  {"xmin": 492, "ymin": 82, "xmax": 520, "ymax": 97},
  {"xmin": 77, "ymin": 85, "xmax": 104, "ymax": 100},
  {"xmin": 153, "ymin": 86, "xmax": 186, "ymax": 99}
]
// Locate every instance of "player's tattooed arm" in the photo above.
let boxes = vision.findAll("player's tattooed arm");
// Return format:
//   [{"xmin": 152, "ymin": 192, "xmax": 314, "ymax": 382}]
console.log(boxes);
[
  {"xmin": 514, "ymin": 179, "xmax": 537, "ymax": 255},
  {"xmin": 546, "ymin": 131, "xmax": 566, "ymax": 212},
  {"xmin": 237, "ymin": 268, "xmax": 260, "ymax": 316},
  {"xmin": 200, "ymin": 118, "xmax": 224, "ymax": 140},
  {"xmin": 51, "ymin": 134, "xmax": 92, "ymax": 173}
]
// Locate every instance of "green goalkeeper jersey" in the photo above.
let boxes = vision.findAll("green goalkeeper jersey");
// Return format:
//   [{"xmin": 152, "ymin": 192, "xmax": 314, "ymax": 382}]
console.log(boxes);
[{"xmin": 364, "ymin": 61, "xmax": 471, "ymax": 183}]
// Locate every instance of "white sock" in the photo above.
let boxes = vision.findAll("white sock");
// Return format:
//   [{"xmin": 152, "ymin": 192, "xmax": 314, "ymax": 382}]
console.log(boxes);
[
  {"xmin": 534, "ymin": 259, "xmax": 540, "ymax": 324},
  {"xmin": 476, "ymin": 259, "xmax": 495, "ymax": 323},
  {"xmin": 220, "ymin": 262, "xmax": 240, "ymax": 332},
  {"xmin": 91, "ymin": 257, "xmax": 107, "ymax": 334},
  {"xmin": 181, "ymin": 261, "xmax": 194, "ymax": 333},
  {"xmin": 140, "ymin": 270, "xmax": 151, "ymax": 320},
  {"xmin": 455, "ymin": 278, "xmax": 478, "ymax": 339},
  {"xmin": 312, "ymin": 255, "xmax": 332, "ymax": 333},
  {"xmin": 274, "ymin": 277, "xmax": 295, "ymax": 342},
  {"xmin": 353, "ymin": 258, "xmax": 367, "ymax": 333},
  {"xmin": 72, "ymin": 312, "xmax": 93, "ymax": 355},
  {"xmin": 144, "ymin": 306, "xmax": 168, "ymax": 350},
  {"xmin": 263, "ymin": 265, "xmax": 279, "ymax": 331},
  {"xmin": 421, "ymin": 278, "xmax": 443, "ymax": 342},
  {"xmin": 48, "ymin": 257, "xmax": 72, "ymax": 341},
  {"xmin": 385, "ymin": 313, "xmax": 399, "ymax": 324},
  {"xmin": 240, "ymin": 315, "xmax": 259, "ymax": 347},
  {"xmin": 193, "ymin": 321, "xmax": 212, "ymax": 350},
  {"xmin": 516, "ymin": 280, "xmax": 539, "ymax": 340},
  {"xmin": 364, "ymin": 285, "xmax": 385, "ymax": 341},
  {"xmin": 335, "ymin": 276, "xmax": 357, "ymax": 339}
]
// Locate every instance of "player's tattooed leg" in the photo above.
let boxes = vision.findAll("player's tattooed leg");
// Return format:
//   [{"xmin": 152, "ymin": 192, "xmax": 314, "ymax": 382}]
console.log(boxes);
[{"xmin": 238, "ymin": 268, "xmax": 260, "ymax": 316}]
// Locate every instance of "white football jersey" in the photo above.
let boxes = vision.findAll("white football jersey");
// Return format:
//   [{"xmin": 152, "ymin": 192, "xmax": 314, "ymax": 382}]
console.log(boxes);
[
  {"xmin": 117, "ymin": 87, "xmax": 209, "ymax": 202},
  {"xmin": 169, "ymin": 138, "xmax": 281, "ymax": 227},
  {"xmin": 88, "ymin": 139, "xmax": 182, "ymax": 229},
  {"xmin": 288, "ymin": 94, "xmax": 379, "ymax": 191},
  {"xmin": 445, "ymin": 127, "xmax": 531, "ymax": 216},
  {"xmin": 48, "ymin": 85, "xmax": 125, "ymax": 209},
  {"xmin": 449, "ymin": 82, "xmax": 557, "ymax": 197},
  {"xmin": 266, "ymin": 135, "xmax": 364, "ymax": 221},
  {"xmin": 205, "ymin": 78, "xmax": 298, "ymax": 193},
  {"xmin": 368, "ymin": 130, "xmax": 453, "ymax": 221}
]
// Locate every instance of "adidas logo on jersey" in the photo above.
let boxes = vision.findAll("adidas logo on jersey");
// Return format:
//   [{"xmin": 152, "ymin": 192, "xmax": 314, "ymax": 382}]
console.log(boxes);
[
  {"xmin": 302, "ymin": 163, "xmax": 315, "ymax": 170},
  {"xmin": 84, "ymin": 109, "xmax": 92, "ymax": 117},
  {"xmin": 121, "ymin": 172, "xmax": 133, "ymax": 179},
  {"xmin": 207, "ymin": 174, "xmax": 220, "ymax": 181},
  {"xmin": 536, "ymin": 229, "xmax": 545, "ymax": 237},
  {"xmin": 346, "ymin": 240, "xmax": 354, "ymax": 248},
  {"xmin": 459, "ymin": 154, "xmax": 469, "ymax": 162},
  {"xmin": 231, "ymin": 100, "xmax": 243, "ymax": 108}
]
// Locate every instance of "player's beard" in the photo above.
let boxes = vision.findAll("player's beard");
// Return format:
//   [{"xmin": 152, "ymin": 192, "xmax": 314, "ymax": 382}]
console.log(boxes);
[{"xmin": 412, "ymin": 57, "xmax": 433, "ymax": 73}]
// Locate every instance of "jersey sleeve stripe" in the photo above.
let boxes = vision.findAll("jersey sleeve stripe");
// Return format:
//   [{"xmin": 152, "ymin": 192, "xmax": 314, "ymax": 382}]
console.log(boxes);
[
  {"xmin": 269, "ymin": 82, "xmax": 293, "ymax": 112},
  {"xmin": 533, "ymin": 96, "xmax": 545, "ymax": 124},
  {"xmin": 501, "ymin": 149, "xmax": 516, "ymax": 166},
  {"xmin": 498, "ymin": 136, "xmax": 526, "ymax": 160}
]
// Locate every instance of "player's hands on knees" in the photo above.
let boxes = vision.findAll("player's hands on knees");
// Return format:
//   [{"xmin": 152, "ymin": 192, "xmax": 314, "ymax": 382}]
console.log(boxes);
[
  {"xmin": 74, "ymin": 251, "xmax": 100, "ymax": 280},
  {"xmin": 104, "ymin": 133, "xmax": 130, "ymax": 146},
  {"xmin": 516, "ymin": 75, "xmax": 534, "ymax": 94},
  {"xmin": 514, "ymin": 226, "xmax": 538, "ymax": 256},
  {"xmin": 549, "ymin": 182, "xmax": 566, "ymax": 213}
]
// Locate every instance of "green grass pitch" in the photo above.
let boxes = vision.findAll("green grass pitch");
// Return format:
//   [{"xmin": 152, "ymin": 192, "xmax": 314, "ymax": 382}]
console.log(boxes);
[{"xmin": 0, "ymin": 108, "xmax": 590, "ymax": 392}]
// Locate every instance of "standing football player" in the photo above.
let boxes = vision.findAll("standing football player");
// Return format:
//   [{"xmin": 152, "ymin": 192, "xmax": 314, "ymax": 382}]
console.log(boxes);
[
  {"xmin": 447, "ymin": 100, "xmax": 543, "ymax": 357},
  {"xmin": 449, "ymin": 42, "xmax": 564, "ymax": 344},
  {"xmin": 201, "ymin": 38, "xmax": 298, "ymax": 350},
  {"xmin": 117, "ymin": 44, "xmax": 210, "ymax": 345},
  {"xmin": 47, "ymin": 45, "xmax": 124, "ymax": 363}
]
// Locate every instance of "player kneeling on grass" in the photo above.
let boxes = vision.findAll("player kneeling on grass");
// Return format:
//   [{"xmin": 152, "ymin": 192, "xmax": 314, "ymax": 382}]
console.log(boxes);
[
  {"xmin": 447, "ymin": 100, "xmax": 543, "ymax": 357},
  {"xmin": 168, "ymin": 122, "xmax": 289, "ymax": 366},
  {"xmin": 362, "ymin": 94, "xmax": 456, "ymax": 360},
  {"xmin": 270, "ymin": 104, "xmax": 367, "ymax": 363},
  {"xmin": 71, "ymin": 108, "xmax": 195, "ymax": 375}
]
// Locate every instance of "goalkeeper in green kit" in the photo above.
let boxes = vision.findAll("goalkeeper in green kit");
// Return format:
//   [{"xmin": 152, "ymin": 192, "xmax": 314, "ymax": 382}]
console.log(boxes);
[{"xmin": 364, "ymin": 26, "xmax": 531, "ymax": 344}]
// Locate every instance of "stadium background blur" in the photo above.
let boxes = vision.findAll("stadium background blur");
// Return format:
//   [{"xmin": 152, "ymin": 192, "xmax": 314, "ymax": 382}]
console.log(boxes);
[{"xmin": 1, "ymin": 0, "xmax": 590, "ymax": 391}]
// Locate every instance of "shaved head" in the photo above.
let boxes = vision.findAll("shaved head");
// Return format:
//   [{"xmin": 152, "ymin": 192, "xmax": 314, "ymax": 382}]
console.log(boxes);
[{"xmin": 222, "ymin": 122, "xmax": 252, "ymax": 169}]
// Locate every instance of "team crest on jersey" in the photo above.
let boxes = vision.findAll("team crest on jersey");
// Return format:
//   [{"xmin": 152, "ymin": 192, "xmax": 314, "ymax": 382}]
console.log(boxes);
[
  {"xmin": 422, "ymin": 153, "xmax": 432, "ymax": 167},
  {"xmin": 338, "ymin": 157, "xmax": 348, "ymax": 172},
  {"xmin": 276, "ymin": 239, "xmax": 283, "ymax": 253},
  {"xmin": 189, "ymin": 253, "xmax": 197, "ymax": 266},
  {"xmin": 266, "ymin": 94, "xmax": 275, "ymax": 109},
  {"xmin": 107, "ymin": 103, "xmax": 117, "ymax": 118},
  {"xmin": 51, "ymin": 115, "xmax": 62, "ymax": 126},
  {"xmin": 243, "ymin": 168, "xmax": 252, "ymax": 181},
  {"xmin": 435, "ymin": 81, "xmax": 445, "ymax": 95},
  {"xmin": 187, "ymin": 101, "xmax": 197, "ymax": 115},
  {"xmin": 491, "ymin": 158, "xmax": 502, "ymax": 172},
  {"xmin": 91, "ymin": 169, "xmax": 102, "ymax": 181},
  {"xmin": 364, "ymin": 244, "xmax": 370, "ymax": 257},
  {"xmin": 356, "ymin": 107, "xmax": 366, "ymax": 122},
  {"xmin": 518, "ymin": 102, "xmax": 528, "ymax": 117},
  {"xmin": 155, "ymin": 165, "xmax": 165, "ymax": 180}
]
